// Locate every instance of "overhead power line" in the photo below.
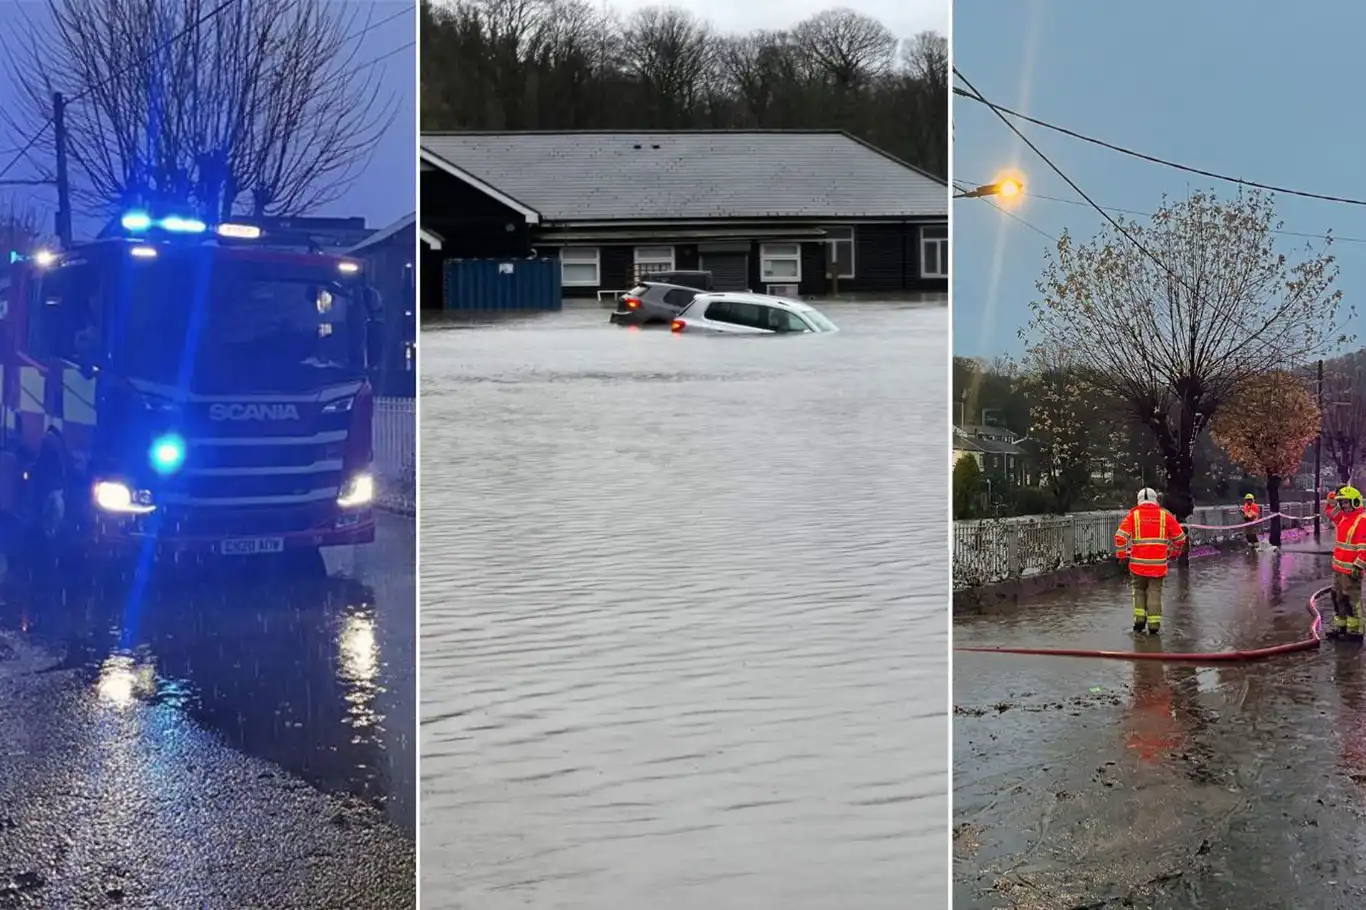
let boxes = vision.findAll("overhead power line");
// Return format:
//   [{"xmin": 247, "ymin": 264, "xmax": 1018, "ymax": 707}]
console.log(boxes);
[
  {"xmin": 953, "ymin": 67, "xmax": 1184, "ymax": 284},
  {"xmin": 0, "ymin": 0, "xmax": 409, "ymax": 193},
  {"xmin": 953, "ymin": 179, "xmax": 1058, "ymax": 244},
  {"xmin": 951, "ymin": 67, "xmax": 1347, "ymax": 361},
  {"xmin": 0, "ymin": 0, "xmax": 247, "ymax": 186},
  {"xmin": 960, "ymin": 181, "xmax": 1366, "ymax": 246},
  {"xmin": 953, "ymin": 85, "xmax": 1366, "ymax": 208}
]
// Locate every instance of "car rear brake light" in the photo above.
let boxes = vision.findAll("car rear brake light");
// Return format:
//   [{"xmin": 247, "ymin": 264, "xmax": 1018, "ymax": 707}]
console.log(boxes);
[
  {"xmin": 624, "ymin": 296, "xmax": 641, "ymax": 310},
  {"xmin": 671, "ymin": 319, "xmax": 685, "ymax": 333}
]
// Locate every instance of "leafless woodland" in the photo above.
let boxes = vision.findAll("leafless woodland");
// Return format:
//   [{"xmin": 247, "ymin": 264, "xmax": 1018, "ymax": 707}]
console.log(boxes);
[{"xmin": 421, "ymin": 0, "xmax": 948, "ymax": 177}]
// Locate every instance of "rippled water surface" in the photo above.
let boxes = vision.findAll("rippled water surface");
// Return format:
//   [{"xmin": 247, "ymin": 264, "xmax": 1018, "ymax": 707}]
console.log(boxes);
[{"xmin": 421, "ymin": 300, "xmax": 948, "ymax": 909}]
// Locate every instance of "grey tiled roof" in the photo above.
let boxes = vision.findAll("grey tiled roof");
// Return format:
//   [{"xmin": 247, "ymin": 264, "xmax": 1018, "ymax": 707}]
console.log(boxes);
[{"xmin": 421, "ymin": 131, "xmax": 947, "ymax": 222}]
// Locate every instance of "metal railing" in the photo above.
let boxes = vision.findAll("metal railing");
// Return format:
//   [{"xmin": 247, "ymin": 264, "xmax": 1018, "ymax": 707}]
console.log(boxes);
[
  {"xmin": 953, "ymin": 502, "xmax": 1317, "ymax": 590},
  {"xmin": 373, "ymin": 396, "xmax": 415, "ymax": 514}
]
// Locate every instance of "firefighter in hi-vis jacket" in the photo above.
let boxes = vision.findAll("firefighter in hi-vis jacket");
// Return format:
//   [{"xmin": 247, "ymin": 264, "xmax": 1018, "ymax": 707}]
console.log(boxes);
[
  {"xmin": 1241, "ymin": 493, "xmax": 1261, "ymax": 547},
  {"xmin": 1114, "ymin": 488, "xmax": 1188, "ymax": 634},
  {"xmin": 1325, "ymin": 487, "xmax": 1366, "ymax": 640}
]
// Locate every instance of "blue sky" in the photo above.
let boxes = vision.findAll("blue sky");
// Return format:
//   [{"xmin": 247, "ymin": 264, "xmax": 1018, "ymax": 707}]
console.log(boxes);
[
  {"xmin": 0, "ymin": 1, "xmax": 413, "ymax": 237},
  {"xmin": 953, "ymin": 0, "xmax": 1366, "ymax": 359}
]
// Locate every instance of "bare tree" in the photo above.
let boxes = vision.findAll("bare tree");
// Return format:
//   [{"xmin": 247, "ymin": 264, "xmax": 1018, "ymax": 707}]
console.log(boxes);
[
  {"xmin": 0, "ymin": 199, "xmax": 50, "ymax": 256},
  {"xmin": 3, "ymin": 0, "xmax": 397, "ymax": 221},
  {"xmin": 901, "ymin": 31, "xmax": 946, "ymax": 85},
  {"xmin": 1027, "ymin": 189, "xmax": 1347, "ymax": 519},
  {"xmin": 792, "ymin": 8, "xmax": 897, "ymax": 89},
  {"xmin": 1322, "ymin": 352, "xmax": 1366, "ymax": 483},
  {"xmin": 622, "ymin": 7, "xmax": 716, "ymax": 127}
]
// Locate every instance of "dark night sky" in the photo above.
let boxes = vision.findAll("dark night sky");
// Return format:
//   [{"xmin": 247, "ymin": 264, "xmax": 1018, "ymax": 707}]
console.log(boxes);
[{"xmin": 0, "ymin": 1, "xmax": 415, "ymax": 238}]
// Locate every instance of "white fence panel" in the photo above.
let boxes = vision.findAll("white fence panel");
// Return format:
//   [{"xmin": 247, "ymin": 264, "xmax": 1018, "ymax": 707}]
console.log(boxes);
[
  {"xmin": 953, "ymin": 501, "xmax": 1316, "ymax": 589},
  {"xmin": 373, "ymin": 396, "xmax": 415, "ymax": 514}
]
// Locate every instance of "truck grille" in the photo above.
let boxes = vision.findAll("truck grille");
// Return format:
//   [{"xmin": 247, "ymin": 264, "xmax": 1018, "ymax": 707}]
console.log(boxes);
[{"xmin": 162, "ymin": 429, "xmax": 350, "ymax": 506}]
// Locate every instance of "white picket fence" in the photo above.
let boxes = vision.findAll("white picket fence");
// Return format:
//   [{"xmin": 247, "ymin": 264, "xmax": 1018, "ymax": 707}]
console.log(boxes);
[
  {"xmin": 953, "ymin": 501, "xmax": 1319, "ymax": 590},
  {"xmin": 373, "ymin": 396, "xmax": 415, "ymax": 514}
]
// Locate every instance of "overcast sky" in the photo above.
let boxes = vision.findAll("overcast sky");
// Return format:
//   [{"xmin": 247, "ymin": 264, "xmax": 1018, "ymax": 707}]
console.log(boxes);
[{"xmin": 606, "ymin": 0, "xmax": 945, "ymax": 38}]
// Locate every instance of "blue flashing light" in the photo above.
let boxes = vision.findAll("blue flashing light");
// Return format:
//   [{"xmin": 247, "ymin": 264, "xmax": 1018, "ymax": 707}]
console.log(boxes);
[
  {"xmin": 121, "ymin": 211, "xmax": 152, "ymax": 232},
  {"xmin": 8, "ymin": 251, "xmax": 19, "ymax": 264},
  {"xmin": 148, "ymin": 433, "xmax": 186, "ymax": 476},
  {"xmin": 159, "ymin": 215, "xmax": 206, "ymax": 234}
]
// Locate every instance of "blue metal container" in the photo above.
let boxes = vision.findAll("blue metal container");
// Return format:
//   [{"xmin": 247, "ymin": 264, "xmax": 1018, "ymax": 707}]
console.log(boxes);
[{"xmin": 443, "ymin": 258, "xmax": 562, "ymax": 311}]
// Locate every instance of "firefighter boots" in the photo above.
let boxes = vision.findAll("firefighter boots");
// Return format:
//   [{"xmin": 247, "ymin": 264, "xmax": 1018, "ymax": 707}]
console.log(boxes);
[{"xmin": 1133, "ymin": 607, "xmax": 1147, "ymax": 633}]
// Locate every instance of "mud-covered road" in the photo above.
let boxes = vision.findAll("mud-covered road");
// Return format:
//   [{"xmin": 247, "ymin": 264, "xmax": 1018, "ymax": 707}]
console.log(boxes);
[
  {"xmin": 0, "ymin": 511, "xmax": 415, "ymax": 908},
  {"xmin": 954, "ymin": 541, "xmax": 1366, "ymax": 909}
]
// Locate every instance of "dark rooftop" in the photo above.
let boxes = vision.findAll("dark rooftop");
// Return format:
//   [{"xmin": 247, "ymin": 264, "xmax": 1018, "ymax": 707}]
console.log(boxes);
[{"xmin": 421, "ymin": 130, "xmax": 947, "ymax": 223}]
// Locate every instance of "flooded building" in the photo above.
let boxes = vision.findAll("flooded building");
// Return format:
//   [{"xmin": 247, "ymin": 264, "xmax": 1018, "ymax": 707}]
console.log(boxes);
[{"xmin": 420, "ymin": 130, "xmax": 948, "ymax": 303}]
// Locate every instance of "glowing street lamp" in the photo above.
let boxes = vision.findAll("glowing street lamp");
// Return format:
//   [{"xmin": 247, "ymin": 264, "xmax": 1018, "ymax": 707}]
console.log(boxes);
[{"xmin": 954, "ymin": 173, "xmax": 1025, "ymax": 201}]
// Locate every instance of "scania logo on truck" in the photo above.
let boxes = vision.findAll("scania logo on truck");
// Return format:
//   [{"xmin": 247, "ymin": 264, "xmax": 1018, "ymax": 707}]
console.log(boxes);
[{"xmin": 208, "ymin": 403, "xmax": 300, "ymax": 421}]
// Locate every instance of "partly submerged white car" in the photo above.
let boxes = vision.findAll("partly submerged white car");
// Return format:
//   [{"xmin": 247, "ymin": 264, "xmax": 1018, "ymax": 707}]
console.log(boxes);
[{"xmin": 669, "ymin": 292, "xmax": 838, "ymax": 335}]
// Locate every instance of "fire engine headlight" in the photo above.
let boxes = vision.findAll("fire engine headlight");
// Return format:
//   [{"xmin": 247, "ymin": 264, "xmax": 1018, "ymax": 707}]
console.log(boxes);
[
  {"xmin": 337, "ymin": 472, "xmax": 374, "ymax": 508},
  {"xmin": 321, "ymin": 396, "xmax": 354, "ymax": 414},
  {"xmin": 148, "ymin": 433, "xmax": 186, "ymax": 476},
  {"xmin": 93, "ymin": 481, "xmax": 155, "ymax": 514}
]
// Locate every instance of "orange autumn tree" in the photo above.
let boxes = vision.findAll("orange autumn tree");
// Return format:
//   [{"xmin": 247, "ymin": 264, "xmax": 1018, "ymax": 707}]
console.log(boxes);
[{"xmin": 1211, "ymin": 370, "xmax": 1321, "ymax": 546}]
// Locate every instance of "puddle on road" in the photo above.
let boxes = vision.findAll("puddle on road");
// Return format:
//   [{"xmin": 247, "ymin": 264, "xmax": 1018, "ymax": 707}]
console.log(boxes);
[
  {"xmin": 955, "ymin": 549, "xmax": 1366, "ymax": 907},
  {"xmin": 0, "ymin": 548, "xmax": 411, "ymax": 833}
]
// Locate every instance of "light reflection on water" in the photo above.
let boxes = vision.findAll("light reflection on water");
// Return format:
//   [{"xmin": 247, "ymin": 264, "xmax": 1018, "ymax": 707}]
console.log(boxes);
[{"xmin": 339, "ymin": 607, "xmax": 384, "ymax": 739}]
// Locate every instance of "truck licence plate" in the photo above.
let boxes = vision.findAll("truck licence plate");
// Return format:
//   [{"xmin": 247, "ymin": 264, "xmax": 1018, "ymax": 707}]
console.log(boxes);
[{"xmin": 219, "ymin": 537, "xmax": 285, "ymax": 556}]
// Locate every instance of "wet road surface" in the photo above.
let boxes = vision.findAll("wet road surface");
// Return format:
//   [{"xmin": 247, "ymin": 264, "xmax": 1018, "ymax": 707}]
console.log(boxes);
[
  {"xmin": 954, "ymin": 543, "xmax": 1366, "ymax": 909},
  {"xmin": 0, "ymin": 511, "xmax": 415, "ymax": 908},
  {"xmin": 422, "ymin": 299, "xmax": 948, "ymax": 909}
]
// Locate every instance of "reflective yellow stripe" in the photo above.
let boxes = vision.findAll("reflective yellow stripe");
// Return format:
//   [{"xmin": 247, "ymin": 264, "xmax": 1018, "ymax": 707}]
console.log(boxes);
[
  {"xmin": 1159, "ymin": 510, "xmax": 1166, "ymax": 540},
  {"xmin": 1130, "ymin": 556, "xmax": 1169, "ymax": 566}
]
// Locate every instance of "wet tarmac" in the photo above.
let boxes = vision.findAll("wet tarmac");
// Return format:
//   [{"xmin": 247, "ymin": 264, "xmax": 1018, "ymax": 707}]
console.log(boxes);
[
  {"xmin": 0, "ymin": 511, "xmax": 415, "ymax": 908},
  {"xmin": 421, "ymin": 299, "xmax": 949, "ymax": 909},
  {"xmin": 955, "ymin": 541, "xmax": 1366, "ymax": 909}
]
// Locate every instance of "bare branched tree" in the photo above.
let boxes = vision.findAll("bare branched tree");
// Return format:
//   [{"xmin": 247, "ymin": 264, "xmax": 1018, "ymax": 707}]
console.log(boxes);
[
  {"xmin": 792, "ymin": 8, "xmax": 897, "ymax": 89},
  {"xmin": 3, "ymin": 0, "xmax": 398, "ymax": 221},
  {"xmin": 1322, "ymin": 352, "xmax": 1366, "ymax": 483},
  {"xmin": 622, "ymin": 7, "xmax": 716, "ymax": 127},
  {"xmin": 0, "ymin": 199, "xmax": 50, "ymax": 256},
  {"xmin": 1027, "ymin": 189, "xmax": 1348, "ymax": 519},
  {"xmin": 901, "ymin": 31, "xmax": 946, "ymax": 87}
]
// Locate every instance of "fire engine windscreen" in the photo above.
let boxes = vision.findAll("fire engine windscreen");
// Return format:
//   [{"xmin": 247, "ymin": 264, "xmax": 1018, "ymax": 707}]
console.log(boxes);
[{"xmin": 105, "ymin": 250, "xmax": 366, "ymax": 394}]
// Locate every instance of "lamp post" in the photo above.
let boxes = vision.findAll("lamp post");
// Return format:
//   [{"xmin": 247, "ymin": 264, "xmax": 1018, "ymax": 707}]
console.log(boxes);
[{"xmin": 954, "ymin": 176, "xmax": 1024, "ymax": 200}]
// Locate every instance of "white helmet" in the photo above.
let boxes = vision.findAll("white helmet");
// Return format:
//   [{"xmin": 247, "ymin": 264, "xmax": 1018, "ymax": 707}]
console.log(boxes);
[{"xmin": 1137, "ymin": 487, "xmax": 1160, "ymax": 505}]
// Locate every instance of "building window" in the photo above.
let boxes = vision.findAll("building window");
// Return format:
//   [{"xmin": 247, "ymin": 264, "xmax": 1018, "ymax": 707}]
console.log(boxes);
[
  {"xmin": 824, "ymin": 227, "xmax": 855, "ymax": 279},
  {"xmin": 760, "ymin": 243, "xmax": 802, "ymax": 282},
  {"xmin": 921, "ymin": 225, "xmax": 948, "ymax": 278},
  {"xmin": 560, "ymin": 247, "xmax": 600, "ymax": 286},
  {"xmin": 633, "ymin": 245, "xmax": 675, "ymax": 280}
]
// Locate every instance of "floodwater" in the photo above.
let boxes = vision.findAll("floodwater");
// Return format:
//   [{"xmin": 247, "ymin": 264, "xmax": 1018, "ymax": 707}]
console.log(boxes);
[
  {"xmin": 954, "ymin": 542, "xmax": 1366, "ymax": 908},
  {"xmin": 0, "ymin": 513, "xmax": 416, "ymax": 907},
  {"xmin": 421, "ymin": 299, "xmax": 949, "ymax": 909}
]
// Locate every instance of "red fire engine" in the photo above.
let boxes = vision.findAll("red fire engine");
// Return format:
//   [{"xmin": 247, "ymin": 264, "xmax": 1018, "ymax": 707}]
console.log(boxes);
[{"xmin": 0, "ymin": 211, "xmax": 379, "ymax": 562}]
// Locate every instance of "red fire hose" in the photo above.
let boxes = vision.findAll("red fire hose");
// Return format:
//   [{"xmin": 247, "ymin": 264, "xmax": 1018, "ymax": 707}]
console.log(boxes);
[{"xmin": 956, "ymin": 586, "xmax": 1330, "ymax": 663}]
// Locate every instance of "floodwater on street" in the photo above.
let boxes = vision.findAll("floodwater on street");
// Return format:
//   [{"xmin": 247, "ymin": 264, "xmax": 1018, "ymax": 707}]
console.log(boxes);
[
  {"xmin": 421, "ymin": 299, "xmax": 948, "ymax": 909},
  {"xmin": 0, "ymin": 512, "xmax": 416, "ymax": 908},
  {"xmin": 955, "ymin": 543, "xmax": 1366, "ymax": 909}
]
